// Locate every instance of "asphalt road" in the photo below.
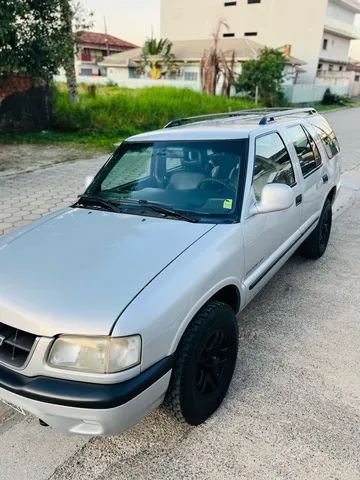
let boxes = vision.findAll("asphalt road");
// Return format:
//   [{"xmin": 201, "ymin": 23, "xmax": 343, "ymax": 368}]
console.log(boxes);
[{"xmin": 0, "ymin": 108, "xmax": 360, "ymax": 480}]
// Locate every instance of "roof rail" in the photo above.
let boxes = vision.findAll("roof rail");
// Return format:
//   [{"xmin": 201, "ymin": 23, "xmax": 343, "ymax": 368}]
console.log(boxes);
[
  {"xmin": 164, "ymin": 108, "xmax": 317, "ymax": 129},
  {"xmin": 258, "ymin": 108, "xmax": 317, "ymax": 125}
]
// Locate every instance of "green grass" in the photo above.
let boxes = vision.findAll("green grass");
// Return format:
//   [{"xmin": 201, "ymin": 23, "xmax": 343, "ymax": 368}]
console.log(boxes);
[
  {"xmin": 51, "ymin": 86, "xmax": 256, "ymax": 136},
  {"xmin": 0, "ymin": 131, "xmax": 120, "ymax": 151},
  {"xmin": 0, "ymin": 86, "xmax": 257, "ymax": 151},
  {"xmin": 2, "ymin": 84, "xmax": 358, "ymax": 152}
]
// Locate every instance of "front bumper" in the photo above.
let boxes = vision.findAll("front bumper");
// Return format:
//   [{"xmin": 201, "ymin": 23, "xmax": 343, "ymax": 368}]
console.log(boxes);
[{"xmin": 0, "ymin": 357, "xmax": 173, "ymax": 436}]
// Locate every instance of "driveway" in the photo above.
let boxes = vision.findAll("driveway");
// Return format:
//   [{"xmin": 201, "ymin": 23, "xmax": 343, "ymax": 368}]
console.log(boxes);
[{"xmin": 0, "ymin": 109, "xmax": 360, "ymax": 480}]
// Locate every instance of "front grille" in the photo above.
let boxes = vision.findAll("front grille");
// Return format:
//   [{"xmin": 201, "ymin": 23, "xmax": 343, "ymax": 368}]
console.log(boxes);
[{"xmin": 0, "ymin": 323, "xmax": 37, "ymax": 368}]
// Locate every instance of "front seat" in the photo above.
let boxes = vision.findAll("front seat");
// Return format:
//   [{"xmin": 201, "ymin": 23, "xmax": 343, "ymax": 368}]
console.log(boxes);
[
  {"xmin": 167, "ymin": 149, "xmax": 208, "ymax": 190},
  {"xmin": 209, "ymin": 153, "xmax": 239, "ymax": 182}
]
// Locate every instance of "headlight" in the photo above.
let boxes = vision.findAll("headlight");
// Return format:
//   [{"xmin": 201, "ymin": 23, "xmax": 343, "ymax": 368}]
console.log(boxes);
[{"xmin": 47, "ymin": 335, "xmax": 141, "ymax": 373}]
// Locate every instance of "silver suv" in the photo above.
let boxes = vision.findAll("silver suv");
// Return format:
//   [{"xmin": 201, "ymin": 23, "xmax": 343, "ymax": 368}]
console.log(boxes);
[{"xmin": 0, "ymin": 109, "xmax": 341, "ymax": 435}]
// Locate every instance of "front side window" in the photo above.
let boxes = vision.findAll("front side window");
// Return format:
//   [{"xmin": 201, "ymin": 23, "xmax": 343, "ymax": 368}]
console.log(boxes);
[
  {"xmin": 253, "ymin": 132, "xmax": 295, "ymax": 201},
  {"xmin": 288, "ymin": 125, "xmax": 322, "ymax": 177},
  {"xmin": 311, "ymin": 116, "xmax": 340, "ymax": 159},
  {"xmin": 87, "ymin": 140, "xmax": 248, "ymax": 222}
]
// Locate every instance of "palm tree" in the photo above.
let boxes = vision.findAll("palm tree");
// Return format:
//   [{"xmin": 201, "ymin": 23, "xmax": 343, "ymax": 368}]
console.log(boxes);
[
  {"xmin": 141, "ymin": 38, "xmax": 177, "ymax": 79},
  {"xmin": 200, "ymin": 20, "xmax": 235, "ymax": 96}
]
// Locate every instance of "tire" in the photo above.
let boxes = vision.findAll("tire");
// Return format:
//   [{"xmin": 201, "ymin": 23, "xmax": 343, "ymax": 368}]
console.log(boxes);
[
  {"xmin": 300, "ymin": 199, "xmax": 332, "ymax": 259},
  {"xmin": 164, "ymin": 300, "xmax": 238, "ymax": 426}
]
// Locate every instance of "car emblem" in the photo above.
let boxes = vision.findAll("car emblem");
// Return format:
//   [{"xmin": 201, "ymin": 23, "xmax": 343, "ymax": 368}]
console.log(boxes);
[{"xmin": 0, "ymin": 335, "xmax": 5, "ymax": 347}]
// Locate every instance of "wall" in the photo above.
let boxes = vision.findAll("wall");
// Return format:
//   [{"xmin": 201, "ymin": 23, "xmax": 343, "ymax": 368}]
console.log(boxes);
[
  {"xmin": 315, "ymin": 71, "xmax": 352, "ymax": 84},
  {"xmin": 160, "ymin": 0, "xmax": 328, "ymax": 83},
  {"xmin": 283, "ymin": 83, "xmax": 349, "ymax": 103},
  {"xmin": 54, "ymin": 73, "xmax": 111, "ymax": 85},
  {"xmin": 326, "ymin": 1, "xmax": 356, "ymax": 24},
  {"xmin": 0, "ymin": 75, "xmax": 51, "ymax": 133},
  {"xmin": 321, "ymin": 31, "xmax": 351, "ymax": 63},
  {"xmin": 348, "ymin": 69, "xmax": 360, "ymax": 95}
]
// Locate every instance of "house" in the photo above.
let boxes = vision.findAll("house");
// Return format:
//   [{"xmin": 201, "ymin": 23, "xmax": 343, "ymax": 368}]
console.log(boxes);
[
  {"xmin": 100, "ymin": 37, "xmax": 305, "ymax": 93},
  {"xmin": 346, "ymin": 58, "xmax": 360, "ymax": 95},
  {"xmin": 161, "ymin": 0, "xmax": 360, "ymax": 85},
  {"xmin": 75, "ymin": 31, "xmax": 137, "ymax": 78},
  {"xmin": 54, "ymin": 31, "xmax": 137, "ymax": 83}
]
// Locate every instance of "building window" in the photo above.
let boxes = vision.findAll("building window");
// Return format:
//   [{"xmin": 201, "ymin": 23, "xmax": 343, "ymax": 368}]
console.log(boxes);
[
  {"xmin": 244, "ymin": 32, "xmax": 257, "ymax": 37},
  {"xmin": 223, "ymin": 33, "xmax": 235, "ymax": 37},
  {"xmin": 318, "ymin": 63, "xmax": 323, "ymax": 70},
  {"xmin": 248, "ymin": 0, "xmax": 261, "ymax": 3},
  {"xmin": 355, "ymin": 75, "xmax": 360, "ymax": 82},
  {"xmin": 339, "ymin": 66, "xmax": 343, "ymax": 71},
  {"xmin": 128, "ymin": 67, "xmax": 140, "ymax": 79},
  {"xmin": 184, "ymin": 71, "xmax": 198, "ymax": 81},
  {"xmin": 224, "ymin": 1, "xmax": 236, "ymax": 5},
  {"xmin": 323, "ymin": 38, "xmax": 328, "ymax": 50},
  {"xmin": 80, "ymin": 68, "xmax": 92, "ymax": 76},
  {"xmin": 329, "ymin": 64, "xmax": 333, "ymax": 72}
]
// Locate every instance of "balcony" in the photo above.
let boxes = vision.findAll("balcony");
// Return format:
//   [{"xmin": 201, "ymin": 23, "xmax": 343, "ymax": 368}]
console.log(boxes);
[
  {"xmin": 324, "ymin": 15, "xmax": 360, "ymax": 39},
  {"xmin": 77, "ymin": 53, "xmax": 104, "ymax": 64}
]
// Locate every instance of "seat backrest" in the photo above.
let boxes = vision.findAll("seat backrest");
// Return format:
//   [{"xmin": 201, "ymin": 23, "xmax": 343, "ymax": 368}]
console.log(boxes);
[
  {"xmin": 167, "ymin": 171, "xmax": 207, "ymax": 190},
  {"xmin": 209, "ymin": 153, "xmax": 239, "ymax": 180}
]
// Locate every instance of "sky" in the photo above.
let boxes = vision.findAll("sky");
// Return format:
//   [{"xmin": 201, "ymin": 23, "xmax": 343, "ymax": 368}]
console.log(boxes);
[{"xmin": 83, "ymin": 0, "xmax": 160, "ymax": 46}]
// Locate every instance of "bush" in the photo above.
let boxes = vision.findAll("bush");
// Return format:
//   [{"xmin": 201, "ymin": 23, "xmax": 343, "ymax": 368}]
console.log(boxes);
[
  {"xmin": 322, "ymin": 88, "xmax": 351, "ymax": 106},
  {"xmin": 86, "ymin": 84, "xmax": 97, "ymax": 97},
  {"xmin": 236, "ymin": 48, "xmax": 287, "ymax": 107},
  {"xmin": 51, "ymin": 86, "xmax": 256, "ymax": 137}
]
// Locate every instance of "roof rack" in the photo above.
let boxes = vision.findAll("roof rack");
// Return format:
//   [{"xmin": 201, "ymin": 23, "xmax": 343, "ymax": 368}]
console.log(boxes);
[
  {"xmin": 258, "ymin": 108, "xmax": 317, "ymax": 125},
  {"xmin": 164, "ymin": 107, "xmax": 317, "ymax": 129}
]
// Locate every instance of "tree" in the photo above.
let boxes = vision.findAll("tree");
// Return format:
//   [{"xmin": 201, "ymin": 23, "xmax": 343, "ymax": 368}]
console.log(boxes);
[
  {"xmin": 236, "ymin": 48, "xmax": 287, "ymax": 106},
  {"xmin": 0, "ymin": 0, "xmax": 67, "ymax": 81},
  {"xmin": 0, "ymin": 0, "xmax": 92, "ymax": 101},
  {"xmin": 140, "ymin": 37, "xmax": 177, "ymax": 79},
  {"xmin": 200, "ymin": 20, "xmax": 235, "ymax": 97},
  {"xmin": 59, "ymin": 0, "xmax": 93, "ymax": 103}
]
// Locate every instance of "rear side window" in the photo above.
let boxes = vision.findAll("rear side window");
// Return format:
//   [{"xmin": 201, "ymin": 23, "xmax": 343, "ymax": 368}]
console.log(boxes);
[
  {"xmin": 253, "ymin": 132, "xmax": 296, "ymax": 201},
  {"xmin": 311, "ymin": 116, "xmax": 340, "ymax": 159},
  {"xmin": 287, "ymin": 125, "xmax": 322, "ymax": 178}
]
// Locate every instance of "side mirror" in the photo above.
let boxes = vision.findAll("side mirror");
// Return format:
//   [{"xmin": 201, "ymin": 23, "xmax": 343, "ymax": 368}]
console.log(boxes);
[
  {"xmin": 84, "ymin": 175, "xmax": 94, "ymax": 190},
  {"xmin": 249, "ymin": 183, "xmax": 295, "ymax": 216}
]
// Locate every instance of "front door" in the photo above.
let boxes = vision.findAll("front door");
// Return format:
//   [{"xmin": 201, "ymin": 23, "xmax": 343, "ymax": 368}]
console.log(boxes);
[{"xmin": 242, "ymin": 130, "xmax": 303, "ymax": 299}]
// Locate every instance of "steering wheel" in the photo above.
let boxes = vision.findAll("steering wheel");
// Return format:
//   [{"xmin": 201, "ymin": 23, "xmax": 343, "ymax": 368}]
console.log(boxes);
[{"xmin": 198, "ymin": 178, "xmax": 235, "ymax": 194}]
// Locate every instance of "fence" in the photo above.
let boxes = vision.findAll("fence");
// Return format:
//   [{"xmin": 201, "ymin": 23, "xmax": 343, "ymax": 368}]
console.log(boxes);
[{"xmin": 283, "ymin": 84, "xmax": 349, "ymax": 104}]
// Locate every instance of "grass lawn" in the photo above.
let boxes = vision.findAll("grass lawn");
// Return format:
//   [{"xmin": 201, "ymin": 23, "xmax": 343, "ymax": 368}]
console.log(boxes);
[
  {"xmin": 0, "ymin": 85, "xmax": 257, "ymax": 152},
  {"xmin": 1, "ymin": 84, "xmax": 358, "ymax": 153}
]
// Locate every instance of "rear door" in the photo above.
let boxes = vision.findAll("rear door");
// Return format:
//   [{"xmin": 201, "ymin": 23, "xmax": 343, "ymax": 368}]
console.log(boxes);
[
  {"xmin": 285, "ymin": 123, "xmax": 329, "ymax": 231},
  {"xmin": 242, "ymin": 129, "xmax": 303, "ymax": 298}
]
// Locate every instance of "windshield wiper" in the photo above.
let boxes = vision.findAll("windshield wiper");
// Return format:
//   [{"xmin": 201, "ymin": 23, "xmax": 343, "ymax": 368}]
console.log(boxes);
[
  {"xmin": 136, "ymin": 200, "xmax": 198, "ymax": 223},
  {"xmin": 73, "ymin": 195, "xmax": 122, "ymax": 213}
]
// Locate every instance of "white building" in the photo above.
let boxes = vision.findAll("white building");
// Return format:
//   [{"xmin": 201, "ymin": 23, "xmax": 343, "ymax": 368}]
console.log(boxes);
[
  {"xmin": 55, "ymin": 31, "xmax": 137, "ymax": 84},
  {"xmin": 161, "ymin": 0, "xmax": 360, "ymax": 84},
  {"xmin": 100, "ymin": 38, "xmax": 304, "ymax": 93}
]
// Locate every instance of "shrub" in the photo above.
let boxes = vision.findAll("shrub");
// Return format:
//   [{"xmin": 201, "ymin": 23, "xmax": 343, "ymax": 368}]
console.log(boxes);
[
  {"xmin": 235, "ymin": 48, "xmax": 287, "ymax": 107},
  {"xmin": 322, "ymin": 88, "xmax": 351, "ymax": 106},
  {"xmin": 51, "ymin": 86, "xmax": 256, "ymax": 137},
  {"xmin": 86, "ymin": 84, "xmax": 97, "ymax": 97}
]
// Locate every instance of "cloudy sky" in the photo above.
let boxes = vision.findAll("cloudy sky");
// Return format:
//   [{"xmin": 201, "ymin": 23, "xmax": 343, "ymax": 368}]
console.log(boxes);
[{"xmin": 83, "ymin": 0, "xmax": 160, "ymax": 46}]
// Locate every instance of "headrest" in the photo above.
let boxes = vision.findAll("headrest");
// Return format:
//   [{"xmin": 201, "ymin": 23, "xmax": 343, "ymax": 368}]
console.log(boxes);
[{"xmin": 182, "ymin": 149, "xmax": 204, "ymax": 169}]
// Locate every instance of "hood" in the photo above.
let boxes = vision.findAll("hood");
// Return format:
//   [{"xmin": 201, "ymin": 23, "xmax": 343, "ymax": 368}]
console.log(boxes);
[{"xmin": 0, "ymin": 208, "xmax": 214, "ymax": 336}]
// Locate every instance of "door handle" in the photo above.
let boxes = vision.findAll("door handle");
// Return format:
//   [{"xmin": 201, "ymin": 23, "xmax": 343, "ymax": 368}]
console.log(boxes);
[
  {"xmin": 295, "ymin": 194, "xmax": 302, "ymax": 206},
  {"xmin": 322, "ymin": 174, "xmax": 329, "ymax": 184}
]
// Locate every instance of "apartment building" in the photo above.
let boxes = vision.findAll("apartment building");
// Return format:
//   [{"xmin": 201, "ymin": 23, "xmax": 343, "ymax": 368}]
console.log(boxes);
[{"xmin": 161, "ymin": 0, "xmax": 360, "ymax": 84}]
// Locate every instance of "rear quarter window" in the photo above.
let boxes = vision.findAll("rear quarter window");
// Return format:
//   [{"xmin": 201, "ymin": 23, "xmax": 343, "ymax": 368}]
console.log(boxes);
[{"xmin": 310, "ymin": 116, "xmax": 340, "ymax": 159}]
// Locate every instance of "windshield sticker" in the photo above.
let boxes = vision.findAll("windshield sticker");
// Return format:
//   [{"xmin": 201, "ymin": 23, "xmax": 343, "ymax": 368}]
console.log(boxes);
[{"xmin": 223, "ymin": 199, "xmax": 233, "ymax": 210}]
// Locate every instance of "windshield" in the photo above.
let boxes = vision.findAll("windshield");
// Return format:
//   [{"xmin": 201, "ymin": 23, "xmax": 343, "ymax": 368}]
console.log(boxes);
[{"xmin": 86, "ymin": 140, "xmax": 248, "ymax": 222}]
